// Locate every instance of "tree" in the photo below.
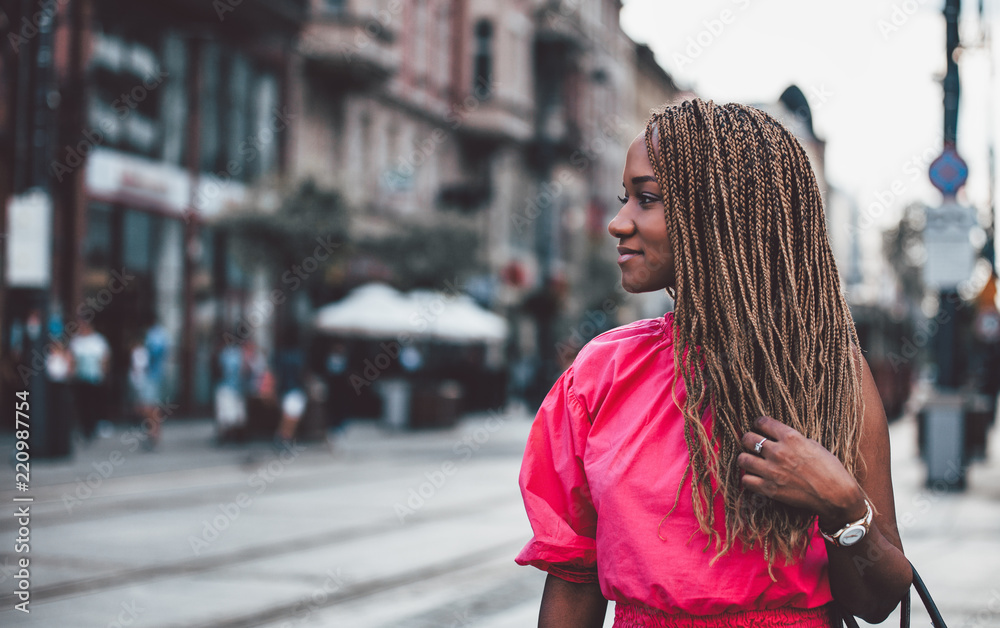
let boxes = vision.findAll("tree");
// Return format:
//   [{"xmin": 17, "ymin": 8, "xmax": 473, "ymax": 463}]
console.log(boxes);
[{"xmin": 356, "ymin": 216, "xmax": 484, "ymax": 290}]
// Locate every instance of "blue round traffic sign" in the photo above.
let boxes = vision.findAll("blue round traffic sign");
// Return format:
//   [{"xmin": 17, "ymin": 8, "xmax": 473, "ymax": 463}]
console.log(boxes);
[{"xmin": 928, "ymin": 147, "xmax": 969, "ymax": 196}]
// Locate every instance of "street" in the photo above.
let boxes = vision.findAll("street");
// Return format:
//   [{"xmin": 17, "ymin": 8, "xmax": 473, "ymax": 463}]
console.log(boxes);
[{"xmin": 1, "ymin": 401, "xmax": 999, "ymax": 627}]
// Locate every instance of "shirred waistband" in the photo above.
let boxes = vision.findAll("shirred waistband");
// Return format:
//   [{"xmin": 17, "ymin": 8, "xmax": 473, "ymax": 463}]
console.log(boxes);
[{"xmin": 614, "ymin": 602, "xmax": 836, "ymax": 628}]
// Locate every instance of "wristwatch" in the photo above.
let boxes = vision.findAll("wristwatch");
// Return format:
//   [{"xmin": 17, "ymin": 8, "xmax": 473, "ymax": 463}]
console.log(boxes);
[{"xmin": 819, "ymin": 498, "xmax": 873, "ymax": 547}]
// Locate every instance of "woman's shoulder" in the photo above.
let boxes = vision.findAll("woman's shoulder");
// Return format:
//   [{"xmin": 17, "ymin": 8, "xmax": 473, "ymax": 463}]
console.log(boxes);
[{"xmin": 572, "ymin": 313, "xmax": 673, "ymax": 371}]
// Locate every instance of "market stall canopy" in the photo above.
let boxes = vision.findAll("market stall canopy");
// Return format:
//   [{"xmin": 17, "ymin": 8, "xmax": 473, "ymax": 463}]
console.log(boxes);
[
  {"xmin": 313, "ymin": 283, "xmax": 414, "ymax": 338},
  {"xmin": 314, "ymin": 283, "xmax": 508, "ymax": 343}
]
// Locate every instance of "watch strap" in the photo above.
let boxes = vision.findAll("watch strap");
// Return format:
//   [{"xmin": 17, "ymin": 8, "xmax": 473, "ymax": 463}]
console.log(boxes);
[{"xmin": 819, "ymin": 498, "xmax": 873, "ymax": 546}]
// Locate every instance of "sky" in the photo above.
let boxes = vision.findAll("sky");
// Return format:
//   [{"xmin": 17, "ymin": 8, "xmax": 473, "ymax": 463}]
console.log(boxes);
[{"xmin": 619, "ymin": 0, "xmax": 999, "ymax": 237}]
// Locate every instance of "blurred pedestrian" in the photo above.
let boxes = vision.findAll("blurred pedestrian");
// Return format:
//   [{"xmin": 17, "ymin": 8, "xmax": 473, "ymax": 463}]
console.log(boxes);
[
  {"xmin": 141, "ymin": 321, "xmax": 171, "ymax": 448},
  {"xmin": 323, "ymin": 341, "xmax": 350, "ymax": 434},
  {"xmin": 274, "ymin": 330, "xmax": 306, "ymax": 444},
  {"xmin": 518, "ymin": 100, "xmax": 912, "ymax": 626},
  {"xmin": 242, "ymin": 340, "xmax": 278, "ymax": 439},
  {"xmin": 127, "ymin": 334, "xmax": 158, "ymax": 450},
  {"xmin": 69, "ymin": 319, "xmax": 110, "ymax": 441},
  {"xmin": 45, "ymin": 327, "xmax": 75, "ymax": 458},
  {"xmin": 214, "ymin": 343, "xmax": 247, "ymax": 444}
]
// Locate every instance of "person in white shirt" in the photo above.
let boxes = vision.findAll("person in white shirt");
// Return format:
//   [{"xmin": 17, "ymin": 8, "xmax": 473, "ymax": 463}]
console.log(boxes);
[{"xmin": 69, "ymin": 320, "xmax": 110, "ymax": 441}]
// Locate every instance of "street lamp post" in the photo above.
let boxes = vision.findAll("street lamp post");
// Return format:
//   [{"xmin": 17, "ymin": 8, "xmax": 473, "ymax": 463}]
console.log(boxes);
[{"xmin": 921, "ymin": 0, "xmax": 973, "ymax": 491}]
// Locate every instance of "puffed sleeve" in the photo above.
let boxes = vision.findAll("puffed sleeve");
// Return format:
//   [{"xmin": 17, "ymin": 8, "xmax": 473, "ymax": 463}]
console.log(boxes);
[{"xmin": 515, "ymin": 365, "xmax": 599, "ymax": 583}]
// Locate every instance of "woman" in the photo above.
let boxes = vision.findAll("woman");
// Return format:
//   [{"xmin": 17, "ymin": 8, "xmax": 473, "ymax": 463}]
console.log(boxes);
[{"xmin": 516, "ymin": 99, "xmax": 913, "ymax": 627}]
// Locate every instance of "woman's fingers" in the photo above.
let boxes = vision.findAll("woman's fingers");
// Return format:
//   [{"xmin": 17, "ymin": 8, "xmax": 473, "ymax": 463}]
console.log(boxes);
[
  {"xmin": 740, "ymin": 472, "xmax": 777, "ymax": 497},
  {"xmin": 752, "ymin": 415, "xmax": 798, "ymax": 440},
  {"xmin": 741, "ymin": 430, "xmax": 771, "ymax": 456},
  {"xmin": 736, "ymin": 451, "xmax": 768, "ymax": 475}
]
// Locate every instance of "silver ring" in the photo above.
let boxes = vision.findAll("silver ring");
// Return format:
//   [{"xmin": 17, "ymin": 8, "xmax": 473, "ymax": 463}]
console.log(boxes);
[{"xmin": 754, "ymin": 437, "xmax": 767, "ymax": 454}]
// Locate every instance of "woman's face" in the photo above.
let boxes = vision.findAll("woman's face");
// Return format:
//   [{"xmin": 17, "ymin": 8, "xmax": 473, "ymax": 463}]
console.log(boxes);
[{"xmin": 609, "ymin": 133, "xmax": 675, "ymax": 293}]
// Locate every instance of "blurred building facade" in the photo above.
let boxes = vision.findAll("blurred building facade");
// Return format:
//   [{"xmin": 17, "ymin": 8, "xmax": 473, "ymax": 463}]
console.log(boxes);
[
  {"xmin": 288, "ymin": 0, "xmax": 683, "ymax": 398},
  {"xmin": 1, "ymin": 0, "xmax": 307, "ymax": 414},
  {"xmin": 2, "ymin": 0, "xmax": 683, "ymax": 416}
]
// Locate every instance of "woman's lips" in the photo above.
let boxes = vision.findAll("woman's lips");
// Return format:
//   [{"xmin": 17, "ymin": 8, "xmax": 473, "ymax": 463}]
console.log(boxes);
[{"xmin": 617, "ymin": 246, "xmax": 642, "ymax": 265}]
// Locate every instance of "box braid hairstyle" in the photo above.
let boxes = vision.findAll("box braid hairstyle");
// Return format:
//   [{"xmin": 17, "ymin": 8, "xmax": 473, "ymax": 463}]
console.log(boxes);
[{"xmin": 646, "ymin": 99, "xmax": 866, "ymax": 571}]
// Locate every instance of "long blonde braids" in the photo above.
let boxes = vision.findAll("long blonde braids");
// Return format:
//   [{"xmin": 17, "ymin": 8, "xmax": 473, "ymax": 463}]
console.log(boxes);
[{"xmin": 646, "ymin": 99, "xmax": 865, "ymax": 568}]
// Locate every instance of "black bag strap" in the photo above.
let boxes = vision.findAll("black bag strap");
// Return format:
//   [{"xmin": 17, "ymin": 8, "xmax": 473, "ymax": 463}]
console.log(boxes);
[
  {"xmin": 838, "ymin": 562, "xmax": 945, "ymax": 628},
  {"xmin": 911, "ymin": 564, "xmax": 947, "ymax": 627}
]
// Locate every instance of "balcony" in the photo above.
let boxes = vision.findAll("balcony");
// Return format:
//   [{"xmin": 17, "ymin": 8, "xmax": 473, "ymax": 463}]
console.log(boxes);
[
  {"xmin": 455, "ymin": 96, "xmax": 534, "ymax": 143},
  {"xmin": 300, "ymin": 14, "xmax": 400, "ymax": 84},
  {"xmin": 533, "ymin": 0, "xmax": 587, "ymax": 49}
]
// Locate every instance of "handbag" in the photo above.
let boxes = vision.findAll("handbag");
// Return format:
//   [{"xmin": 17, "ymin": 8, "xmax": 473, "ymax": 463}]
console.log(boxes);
[{"xmin": 839, "ymin": 562, "xmax": 948, "ymax": 628}]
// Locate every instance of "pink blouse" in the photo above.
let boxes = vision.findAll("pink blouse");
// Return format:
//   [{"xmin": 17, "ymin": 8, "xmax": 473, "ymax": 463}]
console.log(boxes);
[{"xmin": 515, "ymin": 312, "xmax": 834, "ymax": 615}]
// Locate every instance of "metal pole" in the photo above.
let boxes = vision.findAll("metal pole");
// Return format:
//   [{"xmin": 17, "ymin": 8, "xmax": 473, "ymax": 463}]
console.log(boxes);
[{"xmin": 925, "ymin": 0, "xmax": 968, "ymax": 490}]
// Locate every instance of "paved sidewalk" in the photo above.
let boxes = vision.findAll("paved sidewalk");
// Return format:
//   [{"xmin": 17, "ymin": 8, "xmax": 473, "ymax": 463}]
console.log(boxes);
[{"xmin": 0, "ymin": 400, "xmax": 997, "ymax": 627}]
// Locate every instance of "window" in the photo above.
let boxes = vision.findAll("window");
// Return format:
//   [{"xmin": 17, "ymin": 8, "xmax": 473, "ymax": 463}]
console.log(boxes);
[
  {"xmin": 323, "ymin": 0, "xmax": 346, "ymax": 15},
  {"xmin": 437, "ymin": 3, "xmax": 450, "ymax": 94},
  {"xmin": 87, "ymin": 30, "xmax": 165, "ymax": 158},
  {"xmin": 198, "ymin": 42, "xmax": 221, "ymax": 172},
  {"xmin": 84, "ymin": 203, "xmax": 113, "ymax": 270},
  {"xmin": 123, "ymin": 209, "xmax": 153, "ymax": 273},
  {"xmin": 473, "ymin": 20, "xmax": 493, "ymax": 96}
]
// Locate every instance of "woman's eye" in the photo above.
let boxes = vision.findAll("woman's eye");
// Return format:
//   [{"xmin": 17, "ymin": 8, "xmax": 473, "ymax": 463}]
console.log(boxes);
[
  {"xmin": 638, "ymin": 194, "xmax": 660, "ymax": 205},
  {"xmin": 617, "ymin": 195, "xmax": 628, "ymax": 205}
]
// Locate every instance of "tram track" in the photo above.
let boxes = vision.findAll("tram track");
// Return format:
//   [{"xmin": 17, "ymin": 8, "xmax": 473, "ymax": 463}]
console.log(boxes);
[
  {"xmin": 170, "ymin": 540, "xmax": 525, "ymax": 628},
  {"xmin": 0, "ymin": 450, "xmax": 501, "ymax": 532},
  {"xmin": 0, "ymin": 490, "xmax": 521, "ymax": 608}
]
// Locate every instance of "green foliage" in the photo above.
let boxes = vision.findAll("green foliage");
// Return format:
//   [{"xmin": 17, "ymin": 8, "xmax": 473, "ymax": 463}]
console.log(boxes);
[
  {"xmin": 357, "ymin": 217, "xmax": 484, "ymax": 290},
  {"xmin": 219, "ymin": 179, "xmax": 350, "ymax": 270},
  {"xmin": 218, "ymin": 179, "xmax": 484, "ymax": 293}
]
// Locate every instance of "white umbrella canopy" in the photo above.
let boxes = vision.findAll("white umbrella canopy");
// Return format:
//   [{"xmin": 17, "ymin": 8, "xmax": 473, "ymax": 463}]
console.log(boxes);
[
  {"xmin": 315, "ymin": 283, "xmax": 508, "ymax": 343},
  {"xmin": 410, "ymin": 290, "xmax": 508, "ymax": 342},
  {"xmin": 313, "ymin": 283, "xmax": 415, "ymax": 338}
]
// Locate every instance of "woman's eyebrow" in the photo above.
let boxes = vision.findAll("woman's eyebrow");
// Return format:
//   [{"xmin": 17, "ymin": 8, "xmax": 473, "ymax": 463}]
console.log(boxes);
[{"xmin": 631, "ymin": 175, "xmax": 657, "ymax": 185}]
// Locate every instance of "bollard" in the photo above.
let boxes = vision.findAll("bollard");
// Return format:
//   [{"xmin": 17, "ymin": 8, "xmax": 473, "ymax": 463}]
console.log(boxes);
[
  {"xmin": 378, "ymin": 378, "xmax": 411, "ymax": 429},
  {"xmin": 921, "ymin": 391, "xmax": 966, "ymax": 491}
]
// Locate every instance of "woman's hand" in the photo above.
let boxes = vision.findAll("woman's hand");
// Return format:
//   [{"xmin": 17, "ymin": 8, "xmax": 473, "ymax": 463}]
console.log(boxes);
[
  {"xmin": 737, "ymin": 415, "xmax": 867, "ymax": 529},
  {"xmin": 738, "ymin": 356, "xmax": 912, "ymax": 624}
]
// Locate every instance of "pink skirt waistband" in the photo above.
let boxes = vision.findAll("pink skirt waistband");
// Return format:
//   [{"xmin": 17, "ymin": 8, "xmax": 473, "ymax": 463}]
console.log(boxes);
[{"xmin": 613, "ymin": 602, "xmax": 836, "ymax": 628}]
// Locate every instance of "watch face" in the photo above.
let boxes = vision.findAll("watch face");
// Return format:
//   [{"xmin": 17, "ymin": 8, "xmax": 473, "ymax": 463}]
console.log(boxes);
[{"xmin": 839, "ymin": 525, "xmax": 867, "ymax": 546}]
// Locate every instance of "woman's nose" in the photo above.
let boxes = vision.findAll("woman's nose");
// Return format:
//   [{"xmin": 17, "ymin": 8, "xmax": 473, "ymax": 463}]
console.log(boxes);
[{"xmin": 608, "ymin": 207, "xmax": 634, "ymax": 238}]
